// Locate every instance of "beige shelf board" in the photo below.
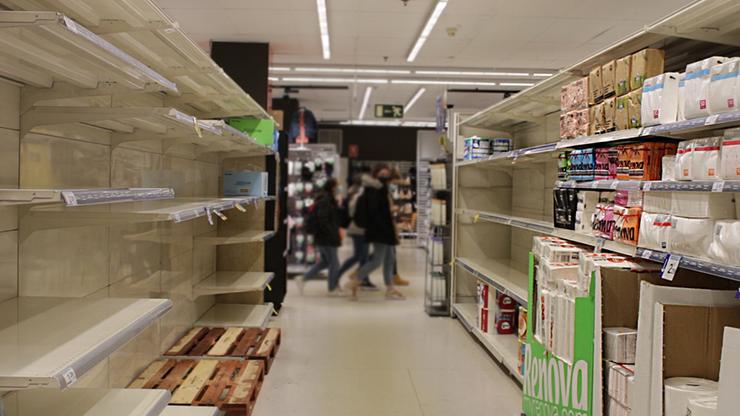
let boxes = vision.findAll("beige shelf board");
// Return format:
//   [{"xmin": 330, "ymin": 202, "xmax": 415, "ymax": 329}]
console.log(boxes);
[
  {"xmin": 12, "ymin": 389, "xmax": 170, "ymax": 416},
  {"xmin": 452, "ymin": 303, "xmax": 524, "ymax": 384},
  {"xmin": 455, "ymin": 256, "xmax": 529, "ymax": 307},
  {"xmin": 0, "ymin": 297, "xmax": 172, "ymax": 390},
  {"xmin": 195, "ymin": 230, "xmax": 276, "ymax": 246},
  {"xmin": 160, "ymin": 407, "xmax": 222, "ymax": 416},
  {"xmin": 195, "ymin": 303, "xmax": 274, "ymax": 329},
  {"xmin": 194, "ymin": 271, "xmax": 275, "ymax": 296},
  {"xmin": 0, "ymin": 187, "xmax": 174, "ymax": 207},
  {"xmin": 0, "ymin": 11, "xmax": 176, "ymax": 92}
]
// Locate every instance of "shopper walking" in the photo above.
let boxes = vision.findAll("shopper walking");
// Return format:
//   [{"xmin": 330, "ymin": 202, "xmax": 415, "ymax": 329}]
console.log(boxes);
[
  {"xmin": 336, "ymin": 175, "xmax": 378, "ymax": 290},
  {"xmin": 295, "ymin": 178, "xmax": 346, "ymax": 296},
  {"xmin": 346, "ymin": 165, "xmax": 406, "ymax": 301}
]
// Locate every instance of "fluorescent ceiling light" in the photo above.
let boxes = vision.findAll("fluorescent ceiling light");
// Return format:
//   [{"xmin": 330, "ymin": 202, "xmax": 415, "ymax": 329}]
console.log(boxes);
[
  {"xmin": 294, "ymin": 67, "xmax": 411, "ymax": 75},
  {"xmin": 316, "ymin": 0, "xmax": 330, "ymax": 59},
  {"xmin": 358, "ymin": 86, "xmax": 373, "ymax": 120},
  {"xmin": 405, "ymin": 87, "xmax": 426, "ymax": 112},
  {"xmin": 500, "ymin": 82, "xmax": 535, "ymax": 87},
  {"xmin": 407, "ymin": 0, "xmax": 448, "ymax": 62},
  {"xmin": 414, "ymin": 70, "xmax": 530, "ymax": 77},
  {"xmin": 268, "ymin": 76, "xmax": 279, "ymax": 82},
  {"xmin": 532, "ymin": 72, "xmax": 554, "ymax": 77},
  {"xmin": 391, "ymin": 79, "xmax": 497, "ymax": 86},
  {"xmin": 269, "ymin": 66, "xmax": 291, "ymax": 72},
  {"xmin": 340, "ymin": 120, "xmax": 437, "ymax": 128},
  {"xmin": 280, "ymin": 77, "xmax": 389, "ymax": 84}
]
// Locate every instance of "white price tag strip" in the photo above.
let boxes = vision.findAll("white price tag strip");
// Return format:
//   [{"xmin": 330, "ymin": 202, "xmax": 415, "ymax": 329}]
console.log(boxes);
[
  {"xmin": 643, "ymin": 182, "xmax": 652, "ymax": 191},
  {"xmin": 61, "ymin": 191, "xmax": 78, "ymax": 206},
  {"xmin": 192, "ymin": 116, "xmax": 203, "ymax": 138},
  {"xmin": 61, "ymin": 368, "xmax": 77, "ymax": 387},
  {"xmin": 590, "ymin": 181, "xmax": 599, "ymax": 189},
  {"xmin": 641, "ymin": 249, "xmax": 653, "ymax": 260},
  {"xmin": 205, "ymin": 208, "xmax": 214, "ymax": 226},
  {"xmin": 705, "ymin": 114, "xmax": 720, "ymax": 126},
  {"xmin": 661, "ymin": 254, "xmax": 682, "ymax": 281},
  {"xmin": 213, "ymin": 210, "xmax": 228, "ymax": 221},
  {"xmin": 235, "ymin": 203, "xmax": 246, "ymax": 212},
  {"xmin": 643, "ymin": 126, "xmax": 654, "ymax": 136},
  {"xmin": 712, "ymin": 181, "xmax": 725, "ymax": 192},
  {"xmin": 594, "ymin": 238, "xmax": 605, "ymax": 253},
  {"xmin": 610, "ymin": 181, "xmax": 619, "ymax": 190}
]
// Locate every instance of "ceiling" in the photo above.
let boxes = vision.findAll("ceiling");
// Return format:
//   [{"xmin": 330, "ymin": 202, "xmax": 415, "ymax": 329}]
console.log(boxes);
[{"xmin": 155, "ymin": 0, "xmax": 696, "ymax": 122}]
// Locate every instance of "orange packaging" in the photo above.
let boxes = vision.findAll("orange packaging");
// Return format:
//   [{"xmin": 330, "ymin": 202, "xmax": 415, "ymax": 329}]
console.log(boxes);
[
  {"xmin": 614, "ymin": 206, "xmax": 642, "ymax": 246},
  {"xmin": 629, "ymin": 142, "xmax": 673, "ymax": 180},
  {"xmin": 616, "ymin": 145, "xmax": 632, "ymax": 180}
]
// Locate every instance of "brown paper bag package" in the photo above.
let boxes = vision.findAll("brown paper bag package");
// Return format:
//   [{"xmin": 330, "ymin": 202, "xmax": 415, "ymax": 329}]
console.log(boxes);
[
  {"xmin": 615, "ymin": 95, "xmax": 630, "ymax": 130},
  {"xmin": 589, "ymin": 66, "xmax": 603, "ymax": 105},
  {"xmin": 602, "ymin": 60, "xmax": 617, "ymax": 98},
  {"xmin": 628, "ymin": 89, "xmax": 643, "ymax": 128},
  {"xmin": 616, "ymin": 56, "xmax": 632, "ymax": 96},
  {"xmin": 604, "ymin": 97, "xmax": 616, "ymax": 131},
  {"xmin": 630, "ymin": 48, "xmax": 665, "ymax": 91}
]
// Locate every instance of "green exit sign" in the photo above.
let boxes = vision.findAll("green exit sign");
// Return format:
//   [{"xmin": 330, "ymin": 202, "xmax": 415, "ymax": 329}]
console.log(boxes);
[{"xmin": 375, "ymin": 104, "xmax": 404, "ymax": 118}]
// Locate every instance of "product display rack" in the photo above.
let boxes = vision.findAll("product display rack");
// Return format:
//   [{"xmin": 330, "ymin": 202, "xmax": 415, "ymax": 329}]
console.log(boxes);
[
  {"xmin": 452, "ymin": 1, "xmax": 740, "ymax": 414},
  {"xmin": 423, "ymin": 154, "xmax": 453, "ymax": 316}
]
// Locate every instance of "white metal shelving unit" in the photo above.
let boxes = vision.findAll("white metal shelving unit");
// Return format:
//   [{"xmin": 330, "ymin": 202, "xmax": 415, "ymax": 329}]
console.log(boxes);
[
  {"xmin": 193, "ymin": 271, "xmax": 275, "ymax": 297},
  {"xmin": 11, "ymin": 389, "xmax": 171, "ymax": 416},
  {"xmin": 0, "ymin": 297, "xmax": 171, "ymax": 389},
  {"xmin": 0, "ymin": 187, "xmax": 174, "ymax": 206},
  {"xmin": 195, "ymin": 303, "xmax": 275, "ymax": 329},
  {"xmin": 195, "ymin": 230, "xmax": 276, "ymax": 246}
]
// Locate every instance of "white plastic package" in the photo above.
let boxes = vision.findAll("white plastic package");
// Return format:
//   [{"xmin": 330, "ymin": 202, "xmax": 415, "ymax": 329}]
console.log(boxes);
[
  {"xmin": 684, "ymin": 57, "xmax": 728, "ymax": 119},
  {"xmin": 664, "ymin": 378, "xmax": 718, "ymax": 416},
  {"xmin": 662, "ymin": 155, "xmax": 676, "ymax": 181},
  {"xmin": 708, "ymin": 220, "xmax": 740, "ymax": 264},
  {"xmin": 604, "ymin": 327, "xmax": 637, "ymax": 364},
  {"xmin": 677, "ymin": 72, "xmax": 686, "ymax": 121},
  {"xmin": 691, "ymin": 137, "xmax": 722, "ymax": 180},
  {"xmin": 708, "ymin": 58, "xmax": 739, "ymax": 114},
  {"xmin": 721, "ymin": 135, "xmax": 740, "ymax": 179},
  {"xmin": 675, "ymin": 140, "xmax": 695, "ymax": 180},
  {"xmin": 670, "ymin": 216, "xmax": 715, "ymax": 257},
  {"xmin": 641, "ymin": 72, "xmax": 680, "ymax": 126},
  {"xmin": 638, "ymin": 213, "xmax": 673, "ymax": 250},
  {"xmin": 671, "ymin": 191, "xmax": 736, "ymax": 219},
  {"xmin": 643, "ymin": 192, "xmax": 672, "ymax": 214}
]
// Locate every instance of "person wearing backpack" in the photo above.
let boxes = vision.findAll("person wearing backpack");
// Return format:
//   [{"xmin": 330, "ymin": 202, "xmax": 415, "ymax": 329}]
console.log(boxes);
[
  {"xmin": 295, "ymin": 178, "xmax": 347, "ymax": 296},
  {"xmin": 346, "ymin": 165, "xmax": 405, "ymax": 301}
]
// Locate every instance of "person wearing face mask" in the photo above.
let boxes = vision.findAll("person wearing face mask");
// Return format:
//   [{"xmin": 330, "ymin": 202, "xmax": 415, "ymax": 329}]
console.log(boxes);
[
  {"xmin": 346, "ymin": 164, "xmax": 406, "ymax": 301},
  {"xmin": 295, "ymin": 178, "xmax": 347, "ymax": 296}
]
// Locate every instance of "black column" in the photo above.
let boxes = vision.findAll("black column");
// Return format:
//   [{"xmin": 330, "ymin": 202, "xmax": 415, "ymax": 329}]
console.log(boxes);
[{"xmin": 211, "ymin": 41, "xmax": 270, "ymax": 109}]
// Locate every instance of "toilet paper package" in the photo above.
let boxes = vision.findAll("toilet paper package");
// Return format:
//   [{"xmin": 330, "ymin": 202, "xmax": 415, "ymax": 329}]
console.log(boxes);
[
  {"xmin": 592, "ymin": 203, "xmax": 616, "ymax": 239},
  {"xmin": 708, "ymin": 58, "xmax": 739, "ymax": 114},
  {"xmin": 675, "ymin": 140, "xmax": 695, "ymax": 180},
  {"xmin": 720, "ymin": 135, "xmax": 740, "ymax": 179},
  {"xmin": 615, "ymin": 189, "xmax": 643, "ymax": 208},
  {"xmin": 569, "ymin": 148, "xmax": 595, "ymax": 181},
  {"xmin": 684, "ymin": 57, "xmax": 728, "ymax": 119},
  {"xmin": 574, "ymin": 108, "xmax": 591, "ymax": 137},
  {"xmin": 628, "ymin": 89, "xmax": 643, "ymax": 128},
  {"xmin": 615, "ymin": 95, "xmax": 630, "ymax": 130},
  {"xmin": 630, "ymin": 48, "xmax": 665, "ymax": 91},
  {"xmin": 671, "ymin": 191, "xmax": 735, "ymax": 219},
  {"xmin": 616, "ymin": 55, "xmax": 632, "ymax": 96},
  {"xmin": 638, "ymin": 213, "xmax": 673, "ymax": 250},
  {"xmin": 677, "ymin": 72, "xmax": 687, "ymax": 121},
  {"xmin": 595, "ymin": 147, "xmax": 618, "ymax": 180},
  {"xmin": 604, "ymin": 327, "xmax": 637, "ymax": 364},
  {"xmin": 691, "ymin": 137, "xmax": 722, "ymax": 180},
  {"xmin": 606, "ymin": 361, "xmax": 635, "ymax": 409},
  {"xmin": 641, "ymin": 72, "xmax": 680, "ymax": 126},
  {"xmin": 606, "ymin": 398, "xmax": 631, "ymax": 416},
  {"xmin": 590, "ymin": 66, "xmax": 603, "ymax": 105},
  {"xmin": 604, "ymin": 97, "xmax": 616, "ymax": 132},
  {"xmin": 687, "ymin": 396, "xmax": 718, "ymax": 416},
  {"xmin": 616, "ymin": 145, "xmax": 632, "ymax": 180},
  {"xmin": 599, "ymin": 191, "xmax": 616, "ymax": 205},
  {"xmin": 708, "ymin": 220, "xmax": 740, "ymax": 264},
  {"xmin": 540, "ymin": 260, "xmax": 579, "ymax": 287},
  {"xmin": 662, "ymin": 155, "xmax": 676, "ymax": 181},
  {"xmin": 670, "ymin": 216, "xmax": 715, "ymax": 257},
  {"xmin": 603, "ymin": 60, "xmax": 617, "ymax": 98},
  {"xmin": 629, "ymin": 142, "xmax": 674, "ymax": 181},
  {"xmin": 532, "ymin": 236, "xmax": 566, "ymax": 258},
  {"xmin": 613, "ymin": 205, "xmax": 642, "ymax": 246},
  {"xmin": 541, "ymin": 243, "xmax": 583, "ymax": 264},
  {"xmin": 664, "ymin": 377, "xmax": 718, "ymax": 416}
]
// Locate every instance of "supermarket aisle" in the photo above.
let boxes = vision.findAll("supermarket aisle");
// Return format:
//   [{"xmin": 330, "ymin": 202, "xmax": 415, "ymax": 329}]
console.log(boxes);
[{"xmin": 254, "ymin": 244, "xmax": 522, "ymax": 416}]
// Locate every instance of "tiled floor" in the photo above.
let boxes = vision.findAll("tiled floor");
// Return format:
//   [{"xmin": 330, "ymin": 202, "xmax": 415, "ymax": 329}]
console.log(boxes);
[{"xmin": 254, "ymin": 244, "xmax": 523, "ymax": 416}]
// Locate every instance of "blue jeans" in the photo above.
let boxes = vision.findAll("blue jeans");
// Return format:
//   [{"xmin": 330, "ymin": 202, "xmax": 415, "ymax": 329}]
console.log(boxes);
[
  {"xmin": 304, "ymin": 245, "xmax": 340, "ymax": 291},
  {"xmin": 337, "ymin": 235, "xmax": 369, "ymax": 278},
  {"xmin": 355, "ymin": 243, "xmax": 396, "ymax": 287}
]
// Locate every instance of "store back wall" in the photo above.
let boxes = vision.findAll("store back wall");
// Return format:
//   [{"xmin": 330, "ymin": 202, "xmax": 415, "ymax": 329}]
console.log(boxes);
[{"xmin": 319, "ymin": 125, "xmax": 425, "ymax": 161}]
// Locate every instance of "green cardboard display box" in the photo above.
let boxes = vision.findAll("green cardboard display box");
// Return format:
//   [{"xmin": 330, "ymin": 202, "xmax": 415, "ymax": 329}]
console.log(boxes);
[{"xmin": 227, "ymin": 117, "xmax": 275, "ymax": 147}]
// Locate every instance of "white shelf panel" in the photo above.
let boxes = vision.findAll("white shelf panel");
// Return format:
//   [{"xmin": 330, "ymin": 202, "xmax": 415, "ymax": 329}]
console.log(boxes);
[
  {"xmin": 195, "ymin": 303, "xmax": 274, "ymax": 329},
  {"xmin": 12, "ymin": 389, "xmax": 170, "ymax": 416},
  {"xmin": 0, "ymin": 187, "xmax": 174, "ymax": 207},
  {"xmin": 636, "ymin": 248, "xmax": 740, "ymax": 283},
  {"xmin": 193, "ymin": 271, "xmax": 275, "ymax": 296},
  {"xmin": 0, "ymin": 11, "xmax": 176, "ymax": 92},
  {"xmin": 160, "ymin": 407, "xmax": 222, "ymax": 416},
  {"xmin": 195, "ymin": 231, "xmax": 276, "ymax": 246},
  {"xmin": 455, "ymin": 257, "xmax": 529, "ymax": 307},
  {"xmin": 0, "ymin": 0, "xmax": 271, "ymax": 119},
  {"xmin": 0, "ymin": 297, "xmax": 171, "ymax": 390},
  {"xmin": 557, "ymin": 179, "xmax": 740, "ymax": 193},
  {"xmin": 452, "ymin": 303, "xmax": 523, "ymax": 384}
]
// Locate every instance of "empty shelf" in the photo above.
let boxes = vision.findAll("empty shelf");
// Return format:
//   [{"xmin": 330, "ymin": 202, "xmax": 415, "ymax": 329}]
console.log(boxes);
[
  {"xmin": 195, "ymin": 231, "xmax": 276, "ymax": 246},
  {"xmin": 0, "ymin": 187, "xmax": 174, "ymax": 206},
  {"xmin": 195, "ymin": 303, "xmax": 274, "ymax": 329},
  {"xmin": 452, "ymin": 303, "xmax": 523, "ymax": 384},
  {"xmin": 194, "ymin": 271, "xmax": 275, "ymax": 296},
  {"xmin": 0, "ymin": 11, "xmax": 176, "ymax": 92},
  {"xmin": 455, "ymin": 257, "xmax": 529, "ymax": 306},
  {"xmin": 160, "ymin": 407, "xmax": 222, "ymax": 416},
  {"xmin": 12, "ymin": 389, "xmax": 170, "ymax": 416},
  {"xmin": 0, "ymin": 297, "xmax": 172, "ymax": 389}
]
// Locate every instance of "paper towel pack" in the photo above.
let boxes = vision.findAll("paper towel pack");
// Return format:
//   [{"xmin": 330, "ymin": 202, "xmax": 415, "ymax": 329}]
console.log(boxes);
[
  {"xmin": 708, "ymin": 220, "xmax": 740, "ymax": 265},
  {"xmin": 604, "ymin": 327, "xmax": 637, "ymax": 364},
  {"xmin": 720, "ymin": 135, "xmax": 740, "ymax": 179},
  {"xmin": 684, "ymin": 57, "xmax": 728, "ymax": 119},
  {"xmin": 541, "ymin": 243, "xmax": 583, "ymax": 264},
  {"xmin": 638, "ymin": 212, "xmax": 673, "ymax": 250},
  {"xmin": 691, "ymin": 137, "xmax": 722, "ymax": 180},
  {"xmin": 606, "ymin": 398, "xmax": 631, "ymax": 416},
  {"xmin": 664, "ymin": 377, "xmax": 718, "ymax": 416},
  {"xmin": 532, "ymin": 236, "xmax": 566, "ymax": 258},
  {"xmin": 671, "ymin": 191, "xmax": 735, "ymax": 219},
  {"xmin": 688, "ymin": 396, "xmax": 717, "ymax": 416},
  {"xmin": 641, "ymin": 72, "xmax": 680, "ymax": 126},
  {"xmin": 670, "ymin": 216, "xmax": 715, "ymax": 257},
  {"xmin": 643, "ymin": 192, "xmax": 672, "ymax": 214},
  {"xmin": 708, "ymin": 58, "xmax": 739, "ymax": 114},
  {"xmin": 606, "ymin": 361, "xmax": 635, "ymax": 409},
  {"xmin": 677, "ymin": 72, "xmax": 687, "ymax": 121},
  {"xmin": 675, "ymin": 140, "xmax": 695, "ymax": 180},
  {"xmin": 540, "ymin": 260, "xmax": 579, "ymax": 286},
  {"xmin": 615, "ymin": 190, "xmax": 643, "ymax": 208},
  {"xmin": 662, "ymin": 155, "xmax": 677, "ymax": 181}
]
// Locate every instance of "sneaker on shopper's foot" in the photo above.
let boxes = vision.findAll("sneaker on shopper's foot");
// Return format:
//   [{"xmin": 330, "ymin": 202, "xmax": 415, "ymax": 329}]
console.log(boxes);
[
  {"xmin": 328, "ymin": 288, "xmax": 345, "ymax": 297},
  {"xmin": 360, "ymin": 279, "xmax": 379, "ymax": 291},
  {"xmin": 385, "ymin": 288, "xmax": 406, "ymax": 301},
  {"xmin": 393, "ymin": 274, "xmax": 410, "ymax": 286},
  {"xmin": 345, "ymin": 271, "xmax": 362, "ymax": 300},
  {"xmin": 294, "ymin": 275, "xmax": 306, "ymax": 295}
]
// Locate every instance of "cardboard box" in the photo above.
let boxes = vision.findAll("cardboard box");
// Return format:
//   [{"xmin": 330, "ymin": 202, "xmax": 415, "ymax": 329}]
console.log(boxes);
[
  {"xmin": 604, "ymin": 96, "xmax": 616, "ymax": 131},
  {"xmin": 593, "ymin": 102, "xmax": 606, "ymax": 134},
  {"xmin": 627, "ymin": 89, "xmax": 642, "ymax": 128},
  {"xmin": 589, "ymin": 66, "xmax": 604, "ymax": 104},
  {"xmin": 630, "ymin": 48, "xmax": 665, "ymax": 91},
  {"xmin": 616, "ymin": 55, "xmax": 632, "ymax": 96},
  {"xmin": 223, "ymin": 171, "xmax": 269, "ymax": 197},
  {"xmin": 602, "ymin": 60, "xmax": 617, "ymax": 98},
  {"xmin": 615, "ymin": 95, "xmax": 630, "ymax": 130}
]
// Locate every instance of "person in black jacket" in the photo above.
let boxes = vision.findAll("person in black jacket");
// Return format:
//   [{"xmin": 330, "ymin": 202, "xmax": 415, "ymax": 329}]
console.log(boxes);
[
  {"xmin": 346, "ymin": 165, "xmax": 405, "ymax": 301},
  {"xmin": 295, "ymin": 178, "xmax": 346, "ymax": 296}
]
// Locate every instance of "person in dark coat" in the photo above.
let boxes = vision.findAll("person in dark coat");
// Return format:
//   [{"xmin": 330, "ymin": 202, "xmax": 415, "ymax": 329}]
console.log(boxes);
[
  {"xmin": 295, "ymin": 178, "xmax": 345, "ymax": 295},
  {"xmin": 346, "ymin": 165, "xmax": 405, "ymax": 301}
]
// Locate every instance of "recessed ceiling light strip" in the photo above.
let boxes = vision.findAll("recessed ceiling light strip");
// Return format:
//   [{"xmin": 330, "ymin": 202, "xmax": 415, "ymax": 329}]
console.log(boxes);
[
  {"xmin": 294, "ymin": 67, "xmax": 411, "ymax": 75},
  {"xmin": 407, "ymin": 0, "xmax": 449, "ymax": 63},
  {"xmin": 280, "ymin": 77, "xmax": 389, "ymax": 84},
  {"xmin": 391, "ymin": 79, "xmax": 497, "ymax": 86},
  {"xmin": 358, "ymin": 86, "xmax": 373, "ymax": 120},
  {"xmin": 316, "ymin": 0, "xmax": 331, "ymax": 59},
  {"xmin": 414, "ymin": 70, "xmax": 530, "ymax": 77},
  {"xmin": 405, "ymin": 87, "xmax": 426, "ymax": 112}
]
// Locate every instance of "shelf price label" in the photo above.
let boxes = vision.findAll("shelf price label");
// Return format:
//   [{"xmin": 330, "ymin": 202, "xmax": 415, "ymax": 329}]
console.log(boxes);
[
  {"xmin": 661, "ymin": 254, "xmax": 682, "ymax": 281},
  {"xmin": 61, "ymin": 191, "xmax": 78, "ymax": 206},
  {"xmin": 705, "ymin": 114, "xmax": 720, "ymax": 126},
  {"xmin": 61, "ymin": 368, "xmax": 77, "ymax": 387},
  {"xmin": 712, "ymin": 181, "xmax": 725, "ymax": 192},
  {"xmin": 641, "ymin": 249, "xmax": 653, "ymax": 260},
  {"xmin": 472, "ymin": 213, "xmax": 480, "ymax": 224},
  {"xmin": 643, "ymin": 182, "xmax": 653, "ymax": 191},
  {"xmin": 594, "ymin": 238, "xmax": 606, "ymax": 253}
]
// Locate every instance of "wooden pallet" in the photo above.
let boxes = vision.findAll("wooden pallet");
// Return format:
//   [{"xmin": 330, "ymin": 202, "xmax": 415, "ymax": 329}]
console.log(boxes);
[
  {"xmin": 129, "ymin": 358, "xmax": 264, "ymax": 416},
  {"xmin": 166, "ymin": 327, "xmax": 281, "ymax": 374}
]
